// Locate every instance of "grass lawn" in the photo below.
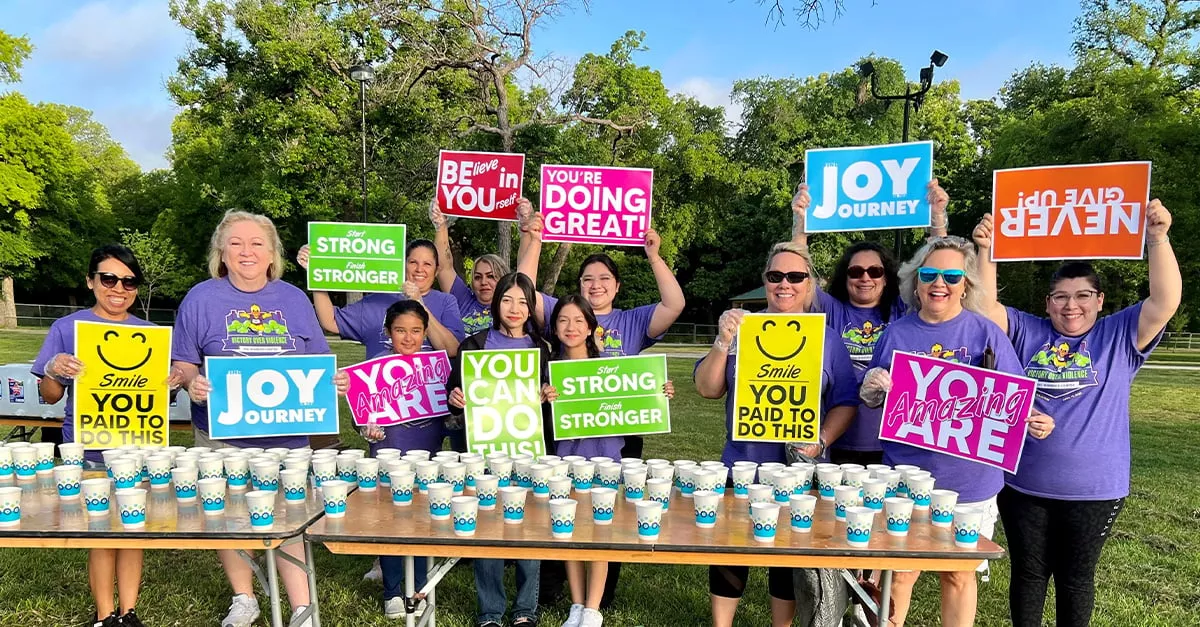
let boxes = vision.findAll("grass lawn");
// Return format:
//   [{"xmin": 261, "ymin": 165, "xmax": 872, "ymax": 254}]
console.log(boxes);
[{"xmin": 1, "ymin": 329, "xmax": 1198, "ymax": 626}]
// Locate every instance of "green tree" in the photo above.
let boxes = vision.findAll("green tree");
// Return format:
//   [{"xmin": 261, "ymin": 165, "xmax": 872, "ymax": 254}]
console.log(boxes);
[{"xmin": 0, "ymin": 30, "xmax": 32, "ymax": 83}]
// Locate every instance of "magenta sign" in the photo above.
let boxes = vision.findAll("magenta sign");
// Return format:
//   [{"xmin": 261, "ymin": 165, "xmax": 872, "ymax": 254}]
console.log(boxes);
[
  {"xmin": 344, "ymin": 351, "xmax": 451, "ymax": 427},
  {"xmin": 539, "ymin": 164, "xmax": 653, "ymax": 246},
  {"xmin": 879, "ymin": 351, "xmax": 1036, "ymax": 474}
]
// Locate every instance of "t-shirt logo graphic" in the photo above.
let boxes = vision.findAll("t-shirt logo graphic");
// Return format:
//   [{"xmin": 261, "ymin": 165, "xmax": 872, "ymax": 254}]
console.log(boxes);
[
  {"xmin": 916, "ymin": 342, "xmax": 969, "ymax": 364},
  {"xmin": 463, "ymin": 308, "xmax": 491, "ymax": 334},
  {"xmin": 223, "ymin": 304, "xmax": 297, "ymax": 354},
  {"xmin": 1025, "ymin": 340, "xmax": 1099, "ymax": 400},
  {"xmin": 598, "ymin": 325, "xmax": 624, "ymax": 356},
  {"xmin": 841, "ymin": 320, "xmax": 886, "ymax": 367}
]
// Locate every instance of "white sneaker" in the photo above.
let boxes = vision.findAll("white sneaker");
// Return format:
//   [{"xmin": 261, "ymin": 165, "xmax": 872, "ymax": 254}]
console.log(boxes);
[
  {"xmin": 292, "ymin": 605, "xmax": 313, "ymax": 627},
  {"xmin": 384, "ymin": 597, "xmax": 425, "ymax": 620},
  {"xmin": 363, "ymin": 558, "xmax": 383, "ymax": 582},
  {"xmin": 221, "ymin": 594, "xmax": 260, "ymax": 627},
  {"xmin": 561, "ymin": 603, "xmax": 585, "ymax": 627},
  {"xmin": 580, "ymin": 608, "xmax": 604, "ymax": 627}
]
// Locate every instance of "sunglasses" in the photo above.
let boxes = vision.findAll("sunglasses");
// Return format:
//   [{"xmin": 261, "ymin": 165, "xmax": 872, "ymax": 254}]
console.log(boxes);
[
  {"xmin": 92, "ymin": 272, "xmax": 140, "ymax": 290},
  {"xmin": 847, "ymin": 265, "xmax": 885, "ymax": 279},
  {"xmin": 917, "ymin": 267, "xmax": 965, "ymax": 285},
  {"xmin": 764, "ymin": 270, "xmax": 810, "ymax": 284}
]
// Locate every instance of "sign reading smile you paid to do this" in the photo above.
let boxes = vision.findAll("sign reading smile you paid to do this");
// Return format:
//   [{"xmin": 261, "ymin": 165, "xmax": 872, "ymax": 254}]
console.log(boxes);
[
  {"xmin": 73, "ymin": 322, "xmax": 173, "ymax": 449},
  {"xmin": 539, "ymin": 164, "xmax": 654, "ymax": 246},
  {"xmin": 549, "ymin": 355, "xmax": 670, "ymax": 440},
  {"xmin": 991, "ymin": 161, "xmax": 1152, "ymax": 261},
  {"xmin": 805, "ymin": 141, "xmax": 934, "ymax": 233},
  {"xmin": 879, "ymin": 351, "xmax": 1036, "ymax": 474},
  {"xmin": 344, "ymin": 351, "xmax": 451, "ymax": 427},
  {"xmin": 307, "ymin": 222, "xmax": 407, "ymax": 292},
  {"xmin": 205, "ymin": 354, "xmax": 340, "ymax": 439},
  {"xmin": 733, "ymin": 313, "xmax": 825, "ymax": 443},
  {"xmin": 464, "ymin": 349, "xmax": 546, "ymax": 457},
  {"xmin": 436, "ymin": 150, "xmax": 526, "ymax": 221}
]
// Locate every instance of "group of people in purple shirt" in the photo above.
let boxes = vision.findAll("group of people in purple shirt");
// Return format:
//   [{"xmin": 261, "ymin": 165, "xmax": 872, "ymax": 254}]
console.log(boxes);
[{"xmin": 33, "ymin": 178, "xmax": 1180, "ymax": 627}]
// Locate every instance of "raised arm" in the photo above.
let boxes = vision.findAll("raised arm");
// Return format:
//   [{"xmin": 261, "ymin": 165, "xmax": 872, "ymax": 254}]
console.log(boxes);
[
  {"xmin": 926, "ymin": 179, "xmax": 948, "ymax": 239},
  {"xmin": 1138, "ymin": 200, "xmax": 1181, "ymax": 350},
  {"xmin": 431, "ymin": 200, "xmax": 458, "ymax": 293},
  {"xmin": 297, "ymin": 244, "xmax": 341, "ymax": 335},
  {"xmin": 517, "ymin": 208, "xmax": 552, "ymax": 326},
  {"xmin": 790, "ymin": 183, "xmax": 809, "ymax": 248},
  {"xmin": 644, "ymin": 228, "xmax": 686, "ymax": 338},
  {"xmin": 403, "ymin": 282, "xmax": 459, "ymax": 357},
  {"xmin": 972, "ymin": 214, "xmax": 1008, "ymax": 334},
  {"xmin": 695, "ymin": 309, "xmax": 743, "ymax": 399}
]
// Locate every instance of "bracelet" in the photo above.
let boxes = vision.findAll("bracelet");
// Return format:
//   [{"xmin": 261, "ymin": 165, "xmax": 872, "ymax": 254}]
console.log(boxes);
[{"xmin": 1148, "ymin": 238, "xmax": 1170, "ymax": 247}]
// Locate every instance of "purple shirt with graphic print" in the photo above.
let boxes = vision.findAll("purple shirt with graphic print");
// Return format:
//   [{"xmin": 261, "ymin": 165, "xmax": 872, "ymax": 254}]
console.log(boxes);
[
  {"xmin": 172, "ymin": 278, "xmax": 331, "ymax": 449},
  {"xmin": 1005, "ymin": 303, "xmax": 1161, "ymax": 500},
  {"xmin": 333, "ymin": 291, "xmax": 464, "ymax": 359},
  {"xmin": 867, "ymin": 309, "xmax": 1024, "ymax": 503},
  {"xmin": 450, "ymin": 276, "xmax": 492, "ymax": 335},
  {"xmin": 542, "ymin": 295, "xmax": 661, "ymax": 357}
]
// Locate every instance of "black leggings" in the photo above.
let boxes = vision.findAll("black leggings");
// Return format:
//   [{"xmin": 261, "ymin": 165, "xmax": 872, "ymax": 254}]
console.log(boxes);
[
  {"xmin": 998, "ymin": 486, "xmax": 1124, "ymax": 627},
  {"xmin": 709, "ymin": 566, "xmax": 795, "ymax": 601}
]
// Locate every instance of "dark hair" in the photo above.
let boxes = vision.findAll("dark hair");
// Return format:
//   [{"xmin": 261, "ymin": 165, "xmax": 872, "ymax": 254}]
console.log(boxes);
[
  {"xmin": 406, "ymin": 239, "xmax": 439, "ymax": 268},
  {"xmin": 548, "ymin": 294, "xmax": 602, "ymax": 359},
  {"xmin": 827, "ymin": 241, "xmax": 901, "ymax": 323},
  {"xmin": 1050, "ymin": 261, "xmax": 1102, "ymax": 293},
  {"xmin": 88, "ymin": 244, "xmax": 144, "ymax": 282},
  {"xmin": 491, "ymin": 272, "xmax": 545, "ymax": 346},
  {"xmin": 576, "ymin": 253, "xmax": 620, "ymax": 286},
  {"xmin": 384, "ymin": 299, "xmax": 429, "ymax": 331}
]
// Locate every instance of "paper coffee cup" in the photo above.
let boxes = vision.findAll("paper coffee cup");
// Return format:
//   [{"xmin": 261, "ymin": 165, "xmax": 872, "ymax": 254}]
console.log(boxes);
[{"xmin": 549, "ymin": 498, "xmax": 578, "ymax": 539}]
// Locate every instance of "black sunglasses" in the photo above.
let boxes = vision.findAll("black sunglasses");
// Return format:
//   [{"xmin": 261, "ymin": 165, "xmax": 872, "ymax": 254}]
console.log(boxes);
[
  {"xmin": 92, "ymin": 272, "xmax": 140, "ymax": 290},
  {"xmin": 764, "ymin": 270, "xmax": 810, "ymax": 284},
  {"xmin": 847, "ymin": 265, "xmax": 885, "ymax": 279}
]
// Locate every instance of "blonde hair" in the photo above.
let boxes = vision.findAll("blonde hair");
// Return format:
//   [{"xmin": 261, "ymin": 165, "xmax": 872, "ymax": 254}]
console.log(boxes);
[
  {"xmin": 472, "ymin": 253, "xmax": 510, "ymax": 278},
  {"xmin": 763, "ymin": 242, "xmax": 821, "ymax": 312},
  {"xmin": 898, "ymin": 236, "xmax": 983, "ymax": 314},
  {"xmin": 207, "ymin": 210, "xmax": 286, "ymax": 281}
]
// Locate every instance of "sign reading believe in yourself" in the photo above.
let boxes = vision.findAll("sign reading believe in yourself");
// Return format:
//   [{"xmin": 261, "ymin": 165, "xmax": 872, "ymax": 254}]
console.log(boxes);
[
  {"xmin": 436, "ymin": 150, "xmax": 526, "ymax": 221},
  {"xmin": 805, "ymin": 141, "xmax": 934, "ymax": 233},
  {"xmin": 206, "ymin": 354, "xmax": 340, "ymax": 439},
  {"xmin": 549, "ymin": 355, "xmax": 670, "ymax": 440},
  {"xmin": 73, "ymin": 322, "xmax": 173, "ymax": 449},
  {"xmin": 463, "ymin": 349, "xmax": 546, "ymax": 457},
  {"xmin": 539, "ymin": 164, "xmax": 653, "ymax": 246},
  {"xmin": 306, "ymin": 222, "xmax": 407, "ymax": 292},
  {"xmin": 732, "ymin": 314, "xmax": 826, "ymax": 443}
]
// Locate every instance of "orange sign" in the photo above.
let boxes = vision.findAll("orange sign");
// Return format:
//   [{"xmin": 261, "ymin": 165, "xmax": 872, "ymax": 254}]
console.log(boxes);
[{"xmin": 991, "ymin": 162, "xmax": 1152, "ymax": 261}]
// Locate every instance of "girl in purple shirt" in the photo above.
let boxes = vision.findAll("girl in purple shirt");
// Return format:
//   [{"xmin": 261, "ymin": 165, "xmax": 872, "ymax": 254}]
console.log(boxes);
[{"xmin": 974, "ymin": 201, "xmax": 1181, "ymax": 627}]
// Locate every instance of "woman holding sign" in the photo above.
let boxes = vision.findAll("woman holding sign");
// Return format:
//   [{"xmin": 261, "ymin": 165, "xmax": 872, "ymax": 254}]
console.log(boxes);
[
  {"xmin": 173, "ymin": 210, "xmax": 349, "ymax": 627},
  {"xmin": 858, "ymin": 236, "xmax": 1055, "ymax": 627},
  {"xmin": 33, "ymin": 244, "xmax": 180, "ymax": 627},
  {"xmin": 973, "ymin": 202, "xmax": 1180, "ymax": 627},
  {"xmin": 694, "ymin": 242, "xmax": 859, "ymax": 627}
]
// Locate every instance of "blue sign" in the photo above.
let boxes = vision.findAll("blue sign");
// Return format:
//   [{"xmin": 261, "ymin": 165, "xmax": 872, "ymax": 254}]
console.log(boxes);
[
  {"xmin": 804, "ymin": 141, "xmax": 934, "ymax": 233},
  {"xmin": 206, "ymin": 355, "xmax": 339, "ymax": 440}
]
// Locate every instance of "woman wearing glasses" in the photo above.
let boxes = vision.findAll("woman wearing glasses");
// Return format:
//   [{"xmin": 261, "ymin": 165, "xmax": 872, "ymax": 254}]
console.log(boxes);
[
  {"xmin": 972, "ymin": 202, "xmax": 1180, "ymax": 627},
  {"xmin": 695, "ymin": 242, "xmax": 859, "ymax": 627},
  {"xmin": 857, "ymin": 236, "xmax": 1055, "ymax": 627}
]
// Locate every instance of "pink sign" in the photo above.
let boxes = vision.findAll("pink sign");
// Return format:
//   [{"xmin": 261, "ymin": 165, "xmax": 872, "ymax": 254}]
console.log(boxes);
[
  {"xmin": 344, "ymin": 351, "xmax": 451, "ymax": 427},
  {"xmin": 437, "ymin": 150, "xmax": 525, "ymax": 221},
  {"xmin": 539, "ymin": 164, "xmax": 654, "ymax": 246},
  {"xmin": 879, "ymin": 351, "xmax": 1036, "ymax": 474}
]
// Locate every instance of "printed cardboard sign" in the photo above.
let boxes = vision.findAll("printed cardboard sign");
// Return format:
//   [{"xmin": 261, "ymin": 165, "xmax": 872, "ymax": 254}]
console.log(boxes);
[
  {"xmin": 344, "ymin": 351, "xmax": 451, "ymax": 427},
  {"xmin": 307, "ymin": 222, "xmax": 407, "ymax": 292},
  {"xmin": 879, "ymin": 351, "xmax": 1036, "ymax": 474},
  {"xmin": 436, "ymin": 150, "xmax": 526, "ymax": 221},
  {"xmin": 206, "ymin": 354, "xmax": 340, "ymax": 439},
  {"xmin": 539, "ymin": 164, "xmax": 653, "ymax": 246},
  {"xmin": 463, "ymin": 349, "xmax": 546, "ymax": 457},
  {"xmin": 991, "ymin": 162, "xmax": 1152, "ymax": 261},
  {"xmin": 73, "ymin": 322, "xmax": 173, "ymax": 449},
  {"xmin": 549, "ymin": 355, "xmax": 670, "ymax": 440},
  {"xmin": 732, "ymin": 313, "xmax": 826, "ymax": 443},
  {"xmin": 805, "ymin": 141, "xmax": 934, "ymax": 233}
]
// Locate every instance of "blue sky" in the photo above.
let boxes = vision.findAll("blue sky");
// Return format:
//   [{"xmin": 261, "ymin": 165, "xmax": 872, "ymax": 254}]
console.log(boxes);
[{"xmin": 3, "ymin": 0, "xmax": 1082, "ymax": 170}]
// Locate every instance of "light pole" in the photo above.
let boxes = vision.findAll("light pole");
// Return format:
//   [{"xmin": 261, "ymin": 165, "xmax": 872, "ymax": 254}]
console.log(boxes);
[
  {"xmin": 349, "ymin": 61, "xmax": 375, "ymax": 222},
  {"xmin": 858, "ymin": 50, "xmax": 948, "ymax": 258}
]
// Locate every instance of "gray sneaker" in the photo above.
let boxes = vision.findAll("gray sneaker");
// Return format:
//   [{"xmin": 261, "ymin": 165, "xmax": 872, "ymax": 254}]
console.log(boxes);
[
  {"xmin": 221, "ymin": 594, "xmax": 260, "ymax": 627},
  {"xmin": 384, "ymin": 597, "xmax": 425, "ymax": 620},
  {"xmin": 580, "ymin": 608, "xmax": 603, "ymax": 627},
  {"xmin": 561, "ymin": 603, "xmax": 584, "ymax": 627}
]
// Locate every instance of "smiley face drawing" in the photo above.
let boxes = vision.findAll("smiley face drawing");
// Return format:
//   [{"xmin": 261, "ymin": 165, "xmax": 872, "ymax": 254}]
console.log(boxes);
[
  {"xmin": 754, "ymin": 318, "xmax": 807, "ymax": 361},
  {"xmin": 96, "ymin": 329, "xmax": 152, "ymax": 371}
]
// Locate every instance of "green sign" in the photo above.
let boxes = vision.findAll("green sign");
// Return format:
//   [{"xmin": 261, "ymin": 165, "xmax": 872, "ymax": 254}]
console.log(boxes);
[
  {"xmin": 549, "ymin": 354, "xmax": 671, "ymax": 440},
  {"xmin": 307, "ymin": 222, "xmax": 406, "ymax": 292},
  {"xmin": 463, "ymin": 349, "xmax": 546, "ymax": 457}
]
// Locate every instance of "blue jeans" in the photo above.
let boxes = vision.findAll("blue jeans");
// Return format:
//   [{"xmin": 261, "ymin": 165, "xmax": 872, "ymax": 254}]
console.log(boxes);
[
  {"xmin": 474, "ymin": 559, "xmax": 539, "ymax": 624},
  {"xmin": 381, "ymin": 556, "xmax": 428, "ymax": 601}
]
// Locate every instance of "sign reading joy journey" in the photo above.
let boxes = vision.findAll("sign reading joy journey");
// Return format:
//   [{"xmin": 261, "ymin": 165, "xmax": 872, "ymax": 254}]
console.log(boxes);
[
  {"xmin": 437, "ymin": 150, "xmax": 526, "ymax": 221},
  {"xmin": 549, "ymin": 355, "xmax": 670, "ymax": 440},
  {"xmin": 805, "ymin": 141, "xmax": 934, "ymax": 233},
  {"xmin": 344, "ymin": 351, "xmax": 451, "ymax": 427},
  {"xmin": 206, "ymin": 354, "xmax": 340, "ymax": 439},
  {"xmin": 463, "ymin": 349, "xmax": 546, "ymax": 457},
  {"xmin": 307, "ymin": 222, "xmax": 407, "ymax": 292},
  {"xmin": 733, "ymin": 313, "xmax": 826, "ymax": 443},
  {"xmin": 539, "ymin": 164, "xmax": 654, "ymax": 246},
  {"xmin": 73, "ymin": 322, "xmax": 173, "ymax": 449}
]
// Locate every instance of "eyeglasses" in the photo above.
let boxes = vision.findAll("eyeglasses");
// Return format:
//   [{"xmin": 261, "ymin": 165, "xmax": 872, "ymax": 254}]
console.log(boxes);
[
  {"xmin": 1048, "ymin": 290, "xmax": 1099, "ymax": 306},
  {"xmin": 764, "ymin": 270, "xmax": 810, "ymax": 284},
  {"xmin": 917, "ymin": 267, "xmax": 965, "ymax": 285},
  {"xmin": 847, "ymin": 265, "xmax": 885, "ymax": 279},
  {"xmin": 92, "ymin": 272, "xmax": 140, "ymax": 290}
]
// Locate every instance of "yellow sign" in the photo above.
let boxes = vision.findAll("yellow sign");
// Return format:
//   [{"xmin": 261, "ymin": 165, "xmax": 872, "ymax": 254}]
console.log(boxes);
[
  {"xmin": 73, "ymin": 321, "xmax": 173, "ymax": 450},
  {"xmin": 732, "ymin": 313, "xmax": 826, "ymax": 443}
]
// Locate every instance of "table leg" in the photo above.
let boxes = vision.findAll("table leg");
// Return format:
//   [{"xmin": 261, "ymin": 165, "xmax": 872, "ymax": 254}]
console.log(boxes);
[
  {"xmin": 425, "ymin": 555, "xmax": 435, "ymax": 627},
  {"xmin": 405, "ymin": 555, "xmax": 415, "ymax": 627},
  {"xmin": 878, "ymin": 570, "xmax": 893, "ymax": 627},
  {"xmin": 264, "ymin": 547, "xmax": 284, "ymax": 627},
  {"xmin": 304, "ymin": 539, "xmax": 322, "ymax": 627}
]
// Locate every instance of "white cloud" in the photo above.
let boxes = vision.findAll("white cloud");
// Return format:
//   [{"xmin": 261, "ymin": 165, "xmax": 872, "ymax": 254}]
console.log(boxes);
[
  {"xmin": 671, "ymin": 76, "xmax": 744, "ymax": 133},
  {"xmin": 95, "ymin": 106, "xmax": 178, "ymax": 171},
  {"xmin": 41, "ymin": 1, "xmax": 187, "ymax": 68}
]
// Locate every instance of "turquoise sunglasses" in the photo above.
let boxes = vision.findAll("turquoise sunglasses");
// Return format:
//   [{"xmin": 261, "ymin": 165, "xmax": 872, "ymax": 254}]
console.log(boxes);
[{"xmin": 917, "ymin": 267, "xmax": 966, "ymax": 285}]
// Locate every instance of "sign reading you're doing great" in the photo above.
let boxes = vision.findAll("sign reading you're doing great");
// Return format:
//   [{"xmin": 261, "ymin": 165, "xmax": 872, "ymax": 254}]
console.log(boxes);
[
  {"xmin": 539, "ymin": 164, "xmax": 654, "ymax": 246},
  {"xmin": 206, "ymin": 354, "xmax": 340, "ymax": 439},
  {"xmin": 307, "ymin": 222, "xmax": 406, "ymax": 292},
  {"xmin": 463, "ymin": 349, "xmax": 546, "ymax": 457},
  {"xmin": 73, "ymin": 321, "xmax": 173, "ymax": 449},
  {"xmin": 733, "ymin": 313, "xmax": 826, "ymax": 443},
  {"xmin": 549, "ymin": 355, "xmax": 670, "ymax": 440},
  {"xmin": 805, "ymin": 141, "xmax": 934, "ymax": 233}
]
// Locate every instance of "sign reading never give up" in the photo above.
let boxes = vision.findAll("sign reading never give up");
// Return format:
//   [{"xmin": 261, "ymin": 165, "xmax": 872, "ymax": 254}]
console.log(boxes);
[
  {"xmin": 549, "ymin": 355, "xmax": 670, "ymax": 440},
  {"xmin": 307, "ymin": 222, "xmax": 407, "ymax": 292},
  {"xmin": 463, "ymin": 349, "xmax": 546, "ymax": 457}
]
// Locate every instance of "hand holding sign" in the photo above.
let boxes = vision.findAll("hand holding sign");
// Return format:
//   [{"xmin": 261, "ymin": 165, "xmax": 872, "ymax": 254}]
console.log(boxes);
[
  {"xmin": 1146, "ymin": 199, "xmax": 1171, "ymax": 240},
  {"xmin": 805, "ymin": 141, "xmax": 934, "ymax": 233}
]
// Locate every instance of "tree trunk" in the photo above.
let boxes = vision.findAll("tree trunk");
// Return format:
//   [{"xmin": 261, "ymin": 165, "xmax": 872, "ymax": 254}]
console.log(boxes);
[
  {"xmin": 497, "ymin": 128, "xmax": 515, "ymax": 265},
  {"xmin": 542, "ymin": 243, "xmax": 573, "ymax": 293},
  {"xmin": 497, "ymin": 222, "xmax": 512, "ymax": 266},
  {"xmin": 0, "ymin": 276, "xmax": 16, "ymax": 328}
]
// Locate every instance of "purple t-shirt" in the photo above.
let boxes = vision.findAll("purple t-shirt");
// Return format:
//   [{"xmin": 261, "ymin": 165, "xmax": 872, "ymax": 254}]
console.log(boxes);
[
  {"xmin": 867, "ymin": 309, "xmax": 1024, "ymax": 503},
  {"xmin": 32, "ymin": 309, "xmax": 155, "ymax": 462},
  {"xmin": 333, "ymin": 290, "xmax": 464, "ymax": 359},
  {"xmin": 1005, "ymin": 303, "xmax": 1160, "ymax": 500},
  {"xmin": 543, "ymin": 295, "xmax": 662, "ymax": 357},
  {"xmin": 816, "ymin": 287, "xmax": 908, "ymax": 452},
  {"xmin": 484, "ymin": 330, "xmax": 538, "ymax": 350},
  {"xmin": 451, "ymin": 275, "xmax": 492, "ymax": 335},
  {"xmin": 172, "ymin": 278, "xmax": 331, "ymax": 449}
]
